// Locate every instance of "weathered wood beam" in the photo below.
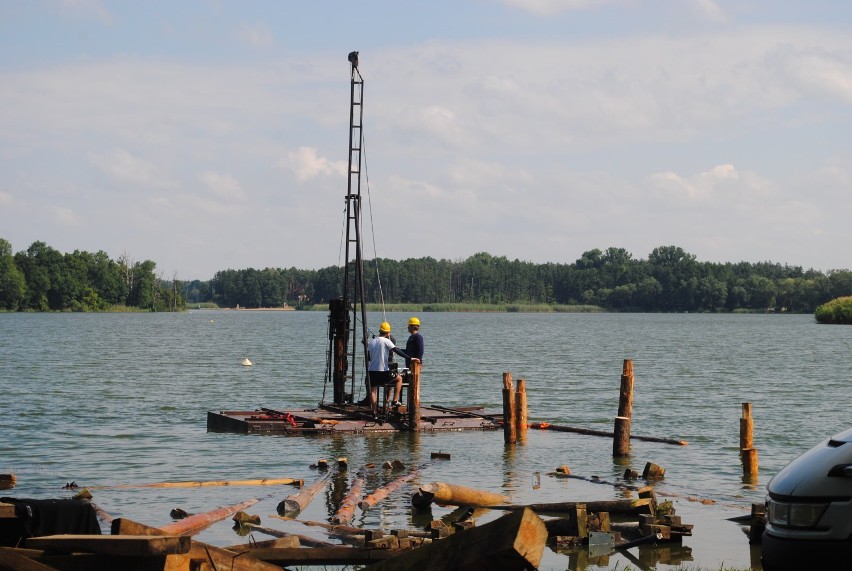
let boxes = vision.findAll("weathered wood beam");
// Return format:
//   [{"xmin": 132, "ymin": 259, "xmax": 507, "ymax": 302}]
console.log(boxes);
[
  {"xmin": 111, "ymin": 517, "xmax": 284, "ymax": 571},
  {"xmin": 359, "ymin": 463, "xmax": 428, "ymax": 510},
  {"xmin": 332, "ymin": 472, "xmax": 365, "ymax": 525},
  {"xmin": 365, "ymin": 507, "xmax": 547, "ymax": 571},
  {"xmin": 244, "ymin": 523, "xmax": 337, "ymax": 548},
  {"xmin": 278, "ymin": 472, "xmax": 331, "ymax": 516},
  {"xmin": 24, "ymin": 534, "xmax": 191, "ymax": 557},
  {"xmin": 486, "ymin": 497, "xmax": 654, "ymax": 516},
  {"xmin": 158, "ymin": 496, "xmax": 260, "ymax": 536},
  {"xmin": 530, "ymin": 422, "xmax": 688, "ymax": 446},
  {"xmin": 86, "ymin": 477, "xmax": 303, "ymax": 490},
  {"xmin": 0, "ymin": 548, "xmax": 58, "ymax": 571},
  {"xmin": 416, "ymin": 482, "xmax": 509, "ymax": 508}
]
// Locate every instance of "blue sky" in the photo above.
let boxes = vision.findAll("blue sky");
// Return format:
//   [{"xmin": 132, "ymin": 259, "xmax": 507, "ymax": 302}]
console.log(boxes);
[{"xmin": 2, "ymin": 0, "xmax": 851, "ymax": 280}]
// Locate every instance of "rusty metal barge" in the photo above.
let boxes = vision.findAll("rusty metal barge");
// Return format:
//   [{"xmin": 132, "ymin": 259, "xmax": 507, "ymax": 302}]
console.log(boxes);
[{"xmin": 207, "ymin": 404, "xmax": 502, "ymax": 435}]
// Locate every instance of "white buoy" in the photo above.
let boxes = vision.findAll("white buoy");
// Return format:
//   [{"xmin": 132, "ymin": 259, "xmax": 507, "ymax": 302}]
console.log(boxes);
[{"xmin": 241, "ymin": 358, "xmax": 253, "ymax": 367}]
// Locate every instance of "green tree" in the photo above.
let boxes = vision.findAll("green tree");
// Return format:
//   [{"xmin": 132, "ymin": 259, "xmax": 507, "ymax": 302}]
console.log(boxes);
[{"xmin": 0, "ymin": 238, "xmax": 26, "ymax": 310}]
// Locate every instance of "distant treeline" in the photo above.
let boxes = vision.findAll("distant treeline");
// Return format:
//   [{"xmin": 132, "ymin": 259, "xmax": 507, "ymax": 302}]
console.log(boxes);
[
  {"xmin": 200, "ymin": 247, "xmax": 852, "ymax": 313},
  {"xmin": 0, "ymin": 239, "xmax": 185, "ymax": 312},
  {"xmin": 3, "ymin": 239, "xmax": 850, "ymax": 313}
]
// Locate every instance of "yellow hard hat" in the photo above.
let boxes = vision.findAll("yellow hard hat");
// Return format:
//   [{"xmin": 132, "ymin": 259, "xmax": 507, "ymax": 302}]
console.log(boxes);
[
  {"xmin": 379, "ymin": 321, "xmax": 391, "ymax": 333},
  {"xmin": 408, "ymin": 317, "xmax": 420, "ymax": 327}
]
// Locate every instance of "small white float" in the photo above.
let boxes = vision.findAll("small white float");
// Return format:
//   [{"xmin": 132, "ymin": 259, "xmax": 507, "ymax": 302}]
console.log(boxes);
[{"xmin": 241, "ymin": 358, "xmax": 253, "ymax": 367}]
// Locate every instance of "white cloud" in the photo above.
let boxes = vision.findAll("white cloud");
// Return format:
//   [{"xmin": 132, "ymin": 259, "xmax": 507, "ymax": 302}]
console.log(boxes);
[
  {"xmin": 693, "ymin": 0, "xmax": 727, "ymax": 22},
  {"xmin": 649, "ymin": 164, "xmax": 770, "ymax": 202},
  {"xmin": 47, "ymin": 205, "xmax": 82, "ymax": 226},
  {"xmin": 199, "ymin": 171, "xmax": 246, "ymax": 201},
  {"xmin": 88, "ymin": 149, "xmax": 176, "ymax": 189},
  {"xmin": 281, "ymin": 147, "xmax": 346, "ymax": 182},
  {"xmin": 501, "ymin": 0, "xmax": 621, "ymax": 15}
]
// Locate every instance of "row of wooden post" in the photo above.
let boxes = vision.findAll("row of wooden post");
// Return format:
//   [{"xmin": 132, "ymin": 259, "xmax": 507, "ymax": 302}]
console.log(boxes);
[
  {"xmin": 501, "ymin": 362, "xmax": 759, "ymax": 480},
  {"xmin": 502, "ymin": 373, "xmax": 528, "ymax": 444}
]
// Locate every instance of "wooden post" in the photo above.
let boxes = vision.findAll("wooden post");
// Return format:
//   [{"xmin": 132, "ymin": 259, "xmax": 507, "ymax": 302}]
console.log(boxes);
[
  {"xmin": 613, "ymin": 359, "xmax": 634, "ymax": 457},
  {"xmin": 741, "ymin": 403, "xmax": 758, "ymax": 476},
  {"xmin": 408, "ymin": 361, "xmax": 421, "ymax": 431},
  {"xmin": 502, "ymin": 372, "xmax": 516, "ymax": 444},
  {"xmin": 613, "ymin": 417, "xmax": 631, "ymax": 457},
  {"xmin": 515, "ymin": 378, "xmax": 528, "ymax": 440},
  {"xmin": 617, "ymin": 359, "xmax": 634, "ymax": 419},
  {"xmin": 740, "ymin": 402, "xmax": 754, "ymax": 450}
]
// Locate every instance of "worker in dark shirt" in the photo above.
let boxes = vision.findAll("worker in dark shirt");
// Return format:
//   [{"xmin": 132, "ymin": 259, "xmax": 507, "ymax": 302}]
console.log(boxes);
[{"xmin": 404, "ymin": 316, "xmax": 424, "ymax": 368}]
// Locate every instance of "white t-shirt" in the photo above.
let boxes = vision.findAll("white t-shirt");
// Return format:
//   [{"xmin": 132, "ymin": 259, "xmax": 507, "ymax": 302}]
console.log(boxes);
[{"xmin": 367, "ymin": 335, "xmax": 396, "ymax": 372}]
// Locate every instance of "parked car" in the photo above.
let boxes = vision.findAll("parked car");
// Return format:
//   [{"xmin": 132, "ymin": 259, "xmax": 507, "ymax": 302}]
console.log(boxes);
[{"xmin": 762, "ymin": 426, "xmax": 852, "ymax": 570}]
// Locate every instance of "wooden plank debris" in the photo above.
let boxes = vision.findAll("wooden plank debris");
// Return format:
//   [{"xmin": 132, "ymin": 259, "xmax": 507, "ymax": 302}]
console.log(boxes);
[
  {"xmin": 332, "ymin": 472, "xmax": 365, "ymax": 525},
  {"xmin": 364, "ymin": 507, "xmax": 547, "ymax": 571},
  {"xmin": 530, "ymin": 422, "xmax": 688, "ymax": 446},
  {"xmin": 0, "ymin": 502, "xmax": 15, "ymax": 518},
  {"xmin": 25, "ymin": 534, "xmax": 191, "ymax": 557},
  {"xmin": 487, "ymin": 497, "xmax": 655, "ymax": 516},
  {"xmin": 86, "ymin": 477, "xmax": 303, "ymax": 490},
  {"xmin": 111, "ymin": 517, "xmax": 284, "ymax": 571},
  {"xmin": 414, "ymin": 482, "xmax": 510, "ymax": 508},
  {"xmin": 277, "ymin": 472, "xmax": 331, "ymax": 516},
  {"xmin": 243, "ymin": 522, "xmax": 337, "ymax": 548},
  {"xmin": 158, "ymin": 496, "xmax": 260, "ymax": 536},
  {"xmin": 358, "ymin": 463, "xmax": 428, "ymax": 510},
  {"xmin": 0, "ymin": 547, "xmax": 59, "ymax": 571},
  {"xmin": 0, "ymin": 474, "xmax": 16, "ymax": 491}
]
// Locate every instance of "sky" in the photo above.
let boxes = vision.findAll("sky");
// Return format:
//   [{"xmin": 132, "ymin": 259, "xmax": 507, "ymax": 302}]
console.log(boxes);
[{"xmin": 1, "ymin": 0, "xmax": 851, "ymax": 280}]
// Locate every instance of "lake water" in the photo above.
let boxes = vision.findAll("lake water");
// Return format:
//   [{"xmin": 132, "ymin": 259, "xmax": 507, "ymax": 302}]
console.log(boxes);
[{"xmin": 2, "ymin": 310, "xmax": 851, "ymax": 569}]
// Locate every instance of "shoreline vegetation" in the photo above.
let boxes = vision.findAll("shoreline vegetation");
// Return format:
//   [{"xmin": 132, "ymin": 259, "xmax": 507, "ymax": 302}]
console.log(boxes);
[
  {"xmin": 814, "ymin": 296, "xmax": 852, "ymax": 324},
  {"xmin": 3, "ymin": 237, "xmax": 851, "ymax": 315}
]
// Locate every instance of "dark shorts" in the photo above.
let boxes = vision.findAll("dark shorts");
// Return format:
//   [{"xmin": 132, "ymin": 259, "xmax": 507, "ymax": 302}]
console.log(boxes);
[{"xmin": 368, "ymin": 371, "xmax": 396, "ymax": 387}]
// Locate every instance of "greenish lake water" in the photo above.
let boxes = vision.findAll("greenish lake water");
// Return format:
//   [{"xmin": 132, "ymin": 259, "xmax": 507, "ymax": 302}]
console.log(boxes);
[{"xmin": 2, "ymin": 311, "xmax": 850, "ymax": 569}]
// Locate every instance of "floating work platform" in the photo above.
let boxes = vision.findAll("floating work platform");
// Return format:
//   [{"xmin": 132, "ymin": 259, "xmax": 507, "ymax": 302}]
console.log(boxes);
[{"xmin": 207, "ymin": 404, "xmax": 502, "ymax": 435}]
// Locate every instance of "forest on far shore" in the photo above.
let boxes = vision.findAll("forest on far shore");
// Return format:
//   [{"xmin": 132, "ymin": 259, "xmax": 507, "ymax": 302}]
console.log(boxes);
[{"xmin": 3, "ymin": 237, "xmax": 850, "ymax": 314}]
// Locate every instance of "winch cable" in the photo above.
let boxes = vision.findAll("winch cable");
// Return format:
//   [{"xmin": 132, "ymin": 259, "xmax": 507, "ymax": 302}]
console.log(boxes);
[{"xmin": 361, "ymin": 130, "xmax": 389, "ymax": 323}]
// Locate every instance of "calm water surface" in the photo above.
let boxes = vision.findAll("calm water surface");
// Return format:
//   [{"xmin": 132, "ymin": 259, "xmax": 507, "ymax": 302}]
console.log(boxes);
[{"xmin": 2, "ymin": 311, "xmax": 851, "ymax": 569}]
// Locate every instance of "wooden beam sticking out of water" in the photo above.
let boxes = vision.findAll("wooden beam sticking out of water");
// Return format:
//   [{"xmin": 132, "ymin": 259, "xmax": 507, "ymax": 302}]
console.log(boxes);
[
  {"xmin": 111, "ymin": 517, "xmax": 284, "ymax": 571},
  {"xmin": 358, "ymin": 462, "xmax": 428, "ymax": 511},
  {"xmin": 613, "ymin": 359, "xmax": 635, "ymax": 457},
  {"xmin": 25, "ymin": 535, "xmax": 191, "ymax": 558},
  {"xmin": 159, "ymin": 496, "xmax": 261, "ymax": 536},
  {"xmin": 87, "ymin": 477, "xmax": 303, "ymax": 490},
  {"xmin": 365, "ymin": 507, "xmax": 548, "ymax": 571},
  {"xmin": 740, "ymin": 402, "xmax": 759, "ymax": 477},
  {"xmin": 332, "ymin": 472, "xmax": 365, "ymax": 525},
  {"xmin": 243, "ymin": 523, "xmax": 336, "ymax": 548},
  {"xmin": 502, "ymin": 372, "xmax": 516, "ymax": 444},
  {"xmin": 485, "ymin": 497, "xmax": 655, "ymax": 516},
  {"xmin": 516, "ymin": 378, "xmax": 528, "ymax": 441},
  {"xmin": 530, "ymin": 422, "xmax": 688, "ymax": 446},
  {"xmin": 415, "ymin": 482, "xmax": 510, "ymax": 508},
  {"xmin": 278, "ymin": 472, "xmax": 332, "ymax": 516},
  {"xmin": 408, "ymin": 361, "xmax": 422, "ymax": 430}
]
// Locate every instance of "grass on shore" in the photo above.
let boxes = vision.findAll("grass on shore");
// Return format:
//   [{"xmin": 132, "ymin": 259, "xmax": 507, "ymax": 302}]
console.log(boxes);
[{"xmin": 305, "ymin": 302, "xmax": 605, "ymax": 313}]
